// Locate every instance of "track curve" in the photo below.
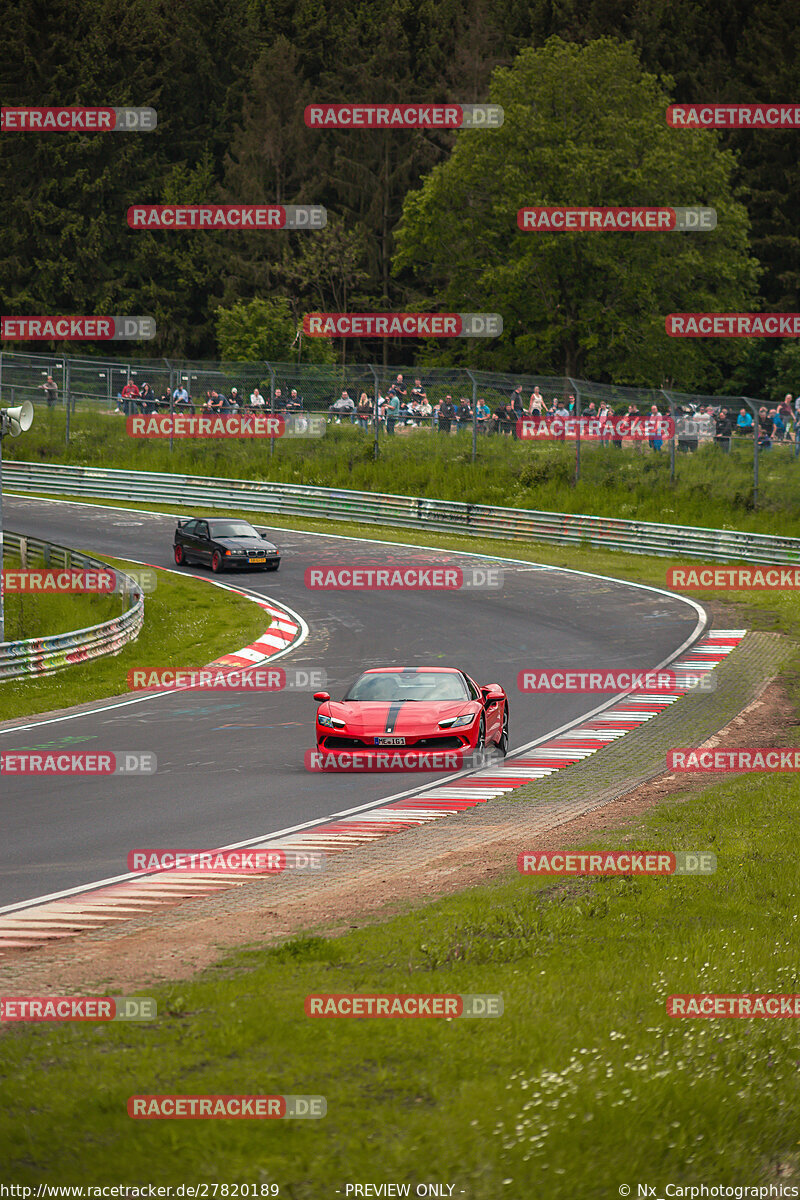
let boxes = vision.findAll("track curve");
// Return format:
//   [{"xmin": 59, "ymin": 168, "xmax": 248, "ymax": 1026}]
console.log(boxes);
[{"xmin": 0, "ymin": 494, "xmax": 706, "ymax": 909}]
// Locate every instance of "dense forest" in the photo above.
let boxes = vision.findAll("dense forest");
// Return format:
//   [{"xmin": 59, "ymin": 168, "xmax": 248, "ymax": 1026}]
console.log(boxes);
[{"xmin": 1, "ymin": 0, "xmax": 798, "ymax": 395}]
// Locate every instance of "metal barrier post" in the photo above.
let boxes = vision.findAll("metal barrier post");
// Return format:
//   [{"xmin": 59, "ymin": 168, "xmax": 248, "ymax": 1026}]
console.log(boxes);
[
  {"xmin": 265, "ymin": 363, "xmax": 276, "ymax": 459},
  {"xmin": 65, "ymin": 360, "xmax": 71, "ymax": 446},
  {"xmin": 0, "ymin": 418, "xmax": 4, "ymax": 641},
  {"xmin": 369, "ymin": 365, "xmax": 380, "ymax": 460},
  {"xmin": 166, "ymin": 359, "xmax": 174, "ymax": 454},
  {"xmin": 569, "ymin": 378, "xmax": 582, "ymax": 484},
  {"xmin": 465, "ymin": 369, "xmax": 478, "ymax": 463},
  {"xmin": 662, "ymin": 390, "xmax": 676, "ymax": 482},
  {"xmin": 744, "ymin": 396, "xmax": 759, "ymax": 509}
]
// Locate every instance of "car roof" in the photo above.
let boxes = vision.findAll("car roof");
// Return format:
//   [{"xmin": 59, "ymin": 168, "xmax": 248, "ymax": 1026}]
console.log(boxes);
[{"xmin": 360, "ymin": 666, "xmax": 463, "ymax": 675}]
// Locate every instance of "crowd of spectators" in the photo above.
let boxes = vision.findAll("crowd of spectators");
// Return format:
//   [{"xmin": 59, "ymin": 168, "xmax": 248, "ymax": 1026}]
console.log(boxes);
[
  {"xmin": 105, "ymin": 376, "xmax": 799, "ymax": 451},
  {"xmin": 114, "ymin": 381, "xmax": 305, "ymax": 417}
]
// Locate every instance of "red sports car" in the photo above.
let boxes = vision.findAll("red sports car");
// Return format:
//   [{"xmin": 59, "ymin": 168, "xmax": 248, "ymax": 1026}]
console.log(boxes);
[{"xmin": 314, "ymin": 666, "xmax": 509, "ymax": 755}]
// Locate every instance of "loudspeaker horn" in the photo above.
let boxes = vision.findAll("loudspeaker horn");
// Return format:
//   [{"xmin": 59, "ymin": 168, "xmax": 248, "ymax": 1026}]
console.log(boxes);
[{"xmin": 3, "ymin": 401, "xmax": 34, "ymax": 436}]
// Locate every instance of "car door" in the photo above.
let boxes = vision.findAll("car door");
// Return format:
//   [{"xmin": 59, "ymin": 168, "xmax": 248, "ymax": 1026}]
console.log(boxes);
[
  {"xmin": 195, "ymin": 521, "xmax": 213, "ymax": 564},
  {"xmin": 177, "ymin": 519, "xmax": 197, "ymax": 561}
]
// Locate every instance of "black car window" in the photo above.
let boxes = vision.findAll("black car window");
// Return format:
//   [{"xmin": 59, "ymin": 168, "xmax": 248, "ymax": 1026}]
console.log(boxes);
[
  {"xmin": 208, "ymin": 522, "xmax": 259, "ymax": 538},
  {"xmin": 197, "ymin": 523, "xmax": 210, "ymax": 539},
  {"xmin": 181, "ymin": 520, "xmax": 197, "ymax": 534},
  {"xmin": 463, "ymin": 674, "xmax": 480, "ymax": 700}
]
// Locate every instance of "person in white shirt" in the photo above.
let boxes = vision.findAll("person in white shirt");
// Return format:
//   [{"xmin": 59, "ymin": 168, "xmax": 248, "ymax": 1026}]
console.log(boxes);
[{"xmin": 250, "ymin": 388, "xmax": 265, "ymax": 407}]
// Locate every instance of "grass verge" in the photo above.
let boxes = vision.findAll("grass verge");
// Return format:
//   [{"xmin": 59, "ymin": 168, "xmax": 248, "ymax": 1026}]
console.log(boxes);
[
  {"xmin": 1, "ymin": 767, "xmax": 798, "ymax": 1191},
  {"xmin": 0, "ymin": 556, "xmax": 269, "ymax": 723},
  {"xmin": 2, "ymin": 553, "xmax": 121, "ymax": 642},
  {"xmin": 2, "ymin": 493, "xmax": 799, "ymax": 1189},
  {"xmin": 7, "ymin": 409, "xmax": 800, "ymax": 534}
]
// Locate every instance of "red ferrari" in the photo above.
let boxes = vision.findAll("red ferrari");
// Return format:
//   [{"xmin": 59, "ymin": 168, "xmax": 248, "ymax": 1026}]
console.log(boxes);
[{"xmin": 314, "ymin": 666, "xmax": 509, "ymax": 755}]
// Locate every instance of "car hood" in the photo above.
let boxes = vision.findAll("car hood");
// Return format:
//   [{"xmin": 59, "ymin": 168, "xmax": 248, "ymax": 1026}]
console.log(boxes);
[
  {"xmin": 214, "ymin": 536, "xmax": 277, "ymax": 552},
  {"xmin": 320, "ymin": 700, "xmax": 474, "ymax": 733}
]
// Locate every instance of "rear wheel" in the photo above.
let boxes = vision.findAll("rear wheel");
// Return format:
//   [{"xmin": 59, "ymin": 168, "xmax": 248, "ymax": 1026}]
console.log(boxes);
[
  {"xmin": 174, "ymin": 544, "xmax": 185, "ymax": 566},
  {"xmin": 211, "ymin": 550, "xmax": 223, "ymax": 573}
]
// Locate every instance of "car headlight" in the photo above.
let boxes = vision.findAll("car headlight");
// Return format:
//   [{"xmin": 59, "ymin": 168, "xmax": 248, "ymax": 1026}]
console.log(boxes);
[
  {"xmin": 438, "ymin": 713, "xmax": 476, "ymax": 729},
  {"xmin": 318, "ymin": 713, "xmax": 346, "ymax": 729}
]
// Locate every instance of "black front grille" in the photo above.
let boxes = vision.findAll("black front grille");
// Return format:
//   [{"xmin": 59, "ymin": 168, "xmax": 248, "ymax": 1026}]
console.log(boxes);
[{"xmin": 320, "ymin": 735, "xmax": 371, "ymax": 749}]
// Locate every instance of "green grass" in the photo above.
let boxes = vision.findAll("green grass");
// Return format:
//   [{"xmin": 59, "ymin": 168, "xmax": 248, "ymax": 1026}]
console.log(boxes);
[
  {"xmin": 1, "ymin": 769, "xmax": 799, "ymax": 1191},
  {"xmin": 0, "ymin": 555, "xmax": 270, "ymax": 722},
  {"xmin": 7, "ymin": 408, "xmax": 799, "ymax": 535},
  {"xmin": 3, "ymin": 495, "xmax": 800, "ymax": 1188},
  {"xmin": 2, "ymin": 553, "xmax": 121, "ymax": 642}
]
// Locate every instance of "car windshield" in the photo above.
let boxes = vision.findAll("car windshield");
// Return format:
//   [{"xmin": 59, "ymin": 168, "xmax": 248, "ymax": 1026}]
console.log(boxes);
[
  {"xmin": 208, "ymin": 522, "xmax": 259, "ymax": 538},
  {"xmin": 344, "ymin": 671, "xmax": 469, "ymax": 703}
]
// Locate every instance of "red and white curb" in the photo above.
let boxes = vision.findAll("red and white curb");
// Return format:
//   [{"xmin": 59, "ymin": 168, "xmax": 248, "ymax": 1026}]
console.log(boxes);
[
  {"xmin": 0, "ymin": 630, "xmax": 743, "ymax": 953},
  {"xmin": 208, "ymin": 587, "xmax": 305, "ymax": 669}
]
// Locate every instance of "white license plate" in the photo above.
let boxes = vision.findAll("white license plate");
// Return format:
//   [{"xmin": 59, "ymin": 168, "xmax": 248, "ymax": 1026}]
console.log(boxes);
[{"xmin": 374, "ymin": 736, "xmax": 406, "ymax": 746}]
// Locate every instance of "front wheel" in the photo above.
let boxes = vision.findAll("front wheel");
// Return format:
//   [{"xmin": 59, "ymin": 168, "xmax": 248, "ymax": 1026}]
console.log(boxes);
[
  {"xmin": 211, "ymin": 550, "xmax": 223, "ymax": 573},
  {"xmin": 474, "ymin": 715, "xmax": 486, "ymax": 759},
  {"xmin": 495, "ymin": 704, "xmax": 509, "ymax": 757}
]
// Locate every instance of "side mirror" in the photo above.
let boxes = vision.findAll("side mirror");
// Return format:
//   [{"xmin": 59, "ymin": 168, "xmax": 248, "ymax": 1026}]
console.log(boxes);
[{"xmin": 314, "ymin": 692, "xmax": 331, "ymax": 702}]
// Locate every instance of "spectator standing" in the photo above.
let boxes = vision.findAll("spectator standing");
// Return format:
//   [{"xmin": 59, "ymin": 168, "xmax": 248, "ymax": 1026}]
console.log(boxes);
[
  {"xmin": 457, "ymin": 397, "xmax": 472, "ymax": 432},
  {"xmin": 510, "ymin": 385, "xmax": 524, "ymax": 418},
  {"xmin": 39, "ymin": 375, "xmax": 59, "ymax": 408},
  {"xmin": 139, "ymin": 382, "xmax": 157, "ymax": 413},
  {"xmin": 173, "ymin": 383, "xmax": 189, "ymax": 409},
  {"xmin": 476, "ymin": 398, "xmax": 491, "ymax": 433},
  {"xmin": 714, "ymin": 407, "xmax": 733, "ymax": 452},
  {"xmin": 383, "ymin": 389, "xmax": 400, "ymax": 435},
  {"xmin": 758, "ymin": 406, "xmax": 774, "ymax": 450},
  {"xmin": 778, "ymin": 393, "xmax": 792, "ymax": 435},
  {"xmin": 357, "ymin": 392, "xmax": 373, "ymax": 430},
  {"xmin": 528, "ymin": 387, "xmax": 547, "ymax": 418},
  {"xmin": 770, "ymin": 407, "xmax": 786, "ymax": 441},
  {"xmin": 121, "ymin": 380, "xmax": 140, "ymax": 416},
  {"xmin": 439, "ymin": 394, "xmax": 456, "ymax": 435},
  {"xmin": 736, "ymin": 407, "xmax": 753, "ymax": 435},
  {"xmin": 648, "ymin": 404, "xmax": 663, "ymax": 452}
]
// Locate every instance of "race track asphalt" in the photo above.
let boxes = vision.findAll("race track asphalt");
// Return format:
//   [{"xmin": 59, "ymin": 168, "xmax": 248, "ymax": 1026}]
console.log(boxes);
[{"xmin": 0, "ymin": 495, "xmax": 706, "ymax": 908}]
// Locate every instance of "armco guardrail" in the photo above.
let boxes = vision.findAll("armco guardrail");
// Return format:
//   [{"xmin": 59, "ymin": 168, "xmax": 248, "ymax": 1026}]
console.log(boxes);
[
  {"xmin": 4, "ymin": 460, "xmax": 800, "ymax": 566},
  {"xmin": 1, "ymin": 530, "xmax": 144, "ymax": 681}
]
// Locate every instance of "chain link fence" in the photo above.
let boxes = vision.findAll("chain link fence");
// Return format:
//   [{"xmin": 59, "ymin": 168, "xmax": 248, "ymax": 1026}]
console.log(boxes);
[{"xmin": 0, "ymin": 350, "xmax": 793, "ymax": 506}]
